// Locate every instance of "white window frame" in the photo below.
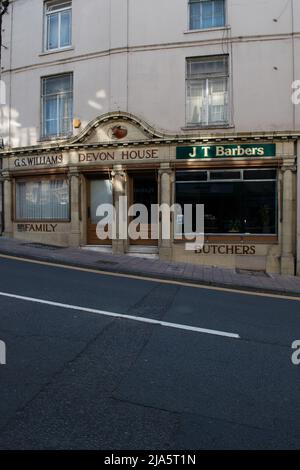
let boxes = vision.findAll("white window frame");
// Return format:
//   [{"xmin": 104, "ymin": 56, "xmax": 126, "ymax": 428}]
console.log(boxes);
[
  {"xmin": 44, "ymin": 0, "xmax": 72, "ymax": 52},
  {"xmin": 41, "ymin": 73, "xmax": 73, "ymax": 139},
  {"xmin": 188, "ymin": 0, "xmax": 226, "ymax": 31},
  {"xmin": 186, "ymin": 56, "xmax": 229, "ymax": 127}
]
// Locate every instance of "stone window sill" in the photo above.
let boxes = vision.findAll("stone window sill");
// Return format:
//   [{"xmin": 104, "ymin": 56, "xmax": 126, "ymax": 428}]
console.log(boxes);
[
  {"xmin": 39, "ymin": 47, "xmax": 74, "ymax": 57},
  {"xmin": 184, "ymin": 26, "xmax": 230, "ymax": 35},
  {"xmin": 182, "ymin": 124, "xmax": 235, "ymax": 131}
]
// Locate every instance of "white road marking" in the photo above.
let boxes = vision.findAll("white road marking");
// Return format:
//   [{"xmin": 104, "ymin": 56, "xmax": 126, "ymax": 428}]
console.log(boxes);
[{"xmin": 0, "ymin": 291, "xmax": 240, "ymax": 339}]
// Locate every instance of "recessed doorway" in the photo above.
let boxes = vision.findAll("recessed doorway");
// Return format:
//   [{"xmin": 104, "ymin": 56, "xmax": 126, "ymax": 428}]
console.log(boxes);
[
  {"xmin": 128, "ymin": 171, "xmax": 159, "ymax": 246},
  {"xmin": 86, "ymin": 177, "xmax": 113, "ymax": 245}
]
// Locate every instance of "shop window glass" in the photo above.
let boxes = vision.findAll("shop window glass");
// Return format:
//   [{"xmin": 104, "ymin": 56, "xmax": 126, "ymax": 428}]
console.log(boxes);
[
  {"xmin": 16, "ymin": 179, "xmax": 69, "ymax": 221},
  {"xmin": 176, "ymin": 170, "xmax": 277, "ymax": 234}
]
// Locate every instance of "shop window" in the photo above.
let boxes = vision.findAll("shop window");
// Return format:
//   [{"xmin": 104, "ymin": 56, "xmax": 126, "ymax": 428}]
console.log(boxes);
[
  {"xmin": 186, "ymin": 56, "xmax": 229, "ymax": 127},
  {"xmin": 176, "ymin": 171, "xmax": 208, "ymax": 182},
  {"xmin": 44, "ymin": 0, "xmax": 72, "ymax": 51},
  {"xmin": 41, "ymin": 73, "xmax": 73, "ymax": 139},
  {"xmin": 210, "ymin": 170, "xmax": 241, "ymax": 180},
  {"xmin": 243, "ymin": 169, "xmax": 277, "ymax": 180},
  {"xmin": 176, "ymin": 169, "xmax": 277, "ymax": 234},
  {"xmin": 189, "ymin": 0, "xmax": 225, "ymax": 30},
  {"xmin": 16, "ymin": 179, "xmax": 70, "ymax": 221}
]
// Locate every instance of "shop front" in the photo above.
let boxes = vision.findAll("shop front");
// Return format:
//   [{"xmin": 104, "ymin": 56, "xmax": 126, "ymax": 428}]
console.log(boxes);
[{"xmin": 0, "ymin": 113, "xmax": 297, "ymax": 276}]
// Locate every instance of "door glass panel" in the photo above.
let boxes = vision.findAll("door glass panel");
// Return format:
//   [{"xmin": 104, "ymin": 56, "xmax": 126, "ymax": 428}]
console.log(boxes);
[
  {"xmin": 130, "ymin": 174, "xmax": 159, "ymax": 244},
  {"xmin": 133, "ymin": 176, "xmax": 157, "ymax": 224},
  {"xmin": 90, "ymin": 179, "xmax": 112, "ymax": 224}
]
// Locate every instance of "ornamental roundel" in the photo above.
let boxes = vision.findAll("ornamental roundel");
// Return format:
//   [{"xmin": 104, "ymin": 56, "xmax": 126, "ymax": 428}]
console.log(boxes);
[{"xmin": 108, "ymin": 125, "xmax": 128, "ymax": 140}]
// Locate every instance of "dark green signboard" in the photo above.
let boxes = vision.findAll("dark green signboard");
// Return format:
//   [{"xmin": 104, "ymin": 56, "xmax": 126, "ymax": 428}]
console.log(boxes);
[{"xmin": 176, "ymin": 144, "xmax": 276, "ymax": 160}]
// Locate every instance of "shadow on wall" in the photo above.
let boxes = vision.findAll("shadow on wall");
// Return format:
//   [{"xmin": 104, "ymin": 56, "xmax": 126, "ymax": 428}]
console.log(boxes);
[
  {"xmin": 0, "ymin": 106, "xmax": 38, "ymax": 148},
  {"xmin": 88, "ymin": 89, "xmax": 107, "ymax": 112},
  {"xmin": 0, "ymin": 87, "xmax": 110, "ymax": 148}
]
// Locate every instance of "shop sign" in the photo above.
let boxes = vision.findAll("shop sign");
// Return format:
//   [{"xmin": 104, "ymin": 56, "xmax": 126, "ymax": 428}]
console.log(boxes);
[
  {"xmin": 177, "ymin": 144, "xmax": 276, "ymax": 160},
  {"xmin": 16, "ymin": 223, "xmax": 58, "ymax": 233},
  {"xmin": 78, "ymin": 148, "xmax": 159, "ymax": 163},
  {"xmin": 13, "ymin": 154, "xmax": 64, "ymax": 168},
  {"xmin": 195, "ymin": 245, "xmax": 256, "ymax": 255}
]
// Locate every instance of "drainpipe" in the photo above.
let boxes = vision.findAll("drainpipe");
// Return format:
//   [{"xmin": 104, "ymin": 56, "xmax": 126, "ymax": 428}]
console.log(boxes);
[
  {"xmin": 0, "ymin": 1, "xmax": 9, "ymax": 235},
  {"xmin": 291, "ymin": 0, "xmax": 295, "ymax": 131}
]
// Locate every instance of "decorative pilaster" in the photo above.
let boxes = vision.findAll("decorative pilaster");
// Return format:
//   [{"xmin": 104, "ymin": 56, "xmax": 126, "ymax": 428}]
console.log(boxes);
[
  {"xmin": 158, "ymin": 164, "xmax": 174, "ymax": 261},
  {"xmin": 0, "ymin": 176, "xmax": 3, "ymax": 235},
  {"xmin": 2, "ymin": 172, "xmax": 13, "ymax": 238},
  {"xmin": 281, "ymin": 162, "xmax": 296, "ymax": 275},
  {"xmin": 297, "ymin": 141, "xmax": 300, "ymax": 276},
  {"xmin": 112, "ymin": 165, "xmax": 127, "ymax": 254},
  {"xmin": 69, "ymin": 168, "xmax": 81, "ymax": 247}
]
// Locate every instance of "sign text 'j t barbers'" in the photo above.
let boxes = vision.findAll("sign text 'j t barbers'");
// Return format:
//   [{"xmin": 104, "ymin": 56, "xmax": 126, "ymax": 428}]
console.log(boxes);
[{"xmin": 176, "ymin": 144, "xmax": 276, "ymax": 159}]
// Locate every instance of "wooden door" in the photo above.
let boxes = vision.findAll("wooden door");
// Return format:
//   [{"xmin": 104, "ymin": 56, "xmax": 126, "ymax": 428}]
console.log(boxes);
[
  {"xmin": 87, "ymin": 178, "xmax": 113, "ymax": 245},
  {"xmin": 129, "ymin": 173, "xmax": 158, "ymax": 246}
]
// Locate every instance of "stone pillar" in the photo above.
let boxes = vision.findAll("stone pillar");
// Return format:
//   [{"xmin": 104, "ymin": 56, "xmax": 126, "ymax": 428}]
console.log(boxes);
[
  {"xmin": 2, "ymin": 172, "xmax": 13, "ymax": 238},
  {"xmin": 0, "ymin": 176, "xmax": 3, "ymax": 235},
  {"xmin": 112, "ymin": 165, "xmax": 127, "ymax": 254},
  {"xmin": 281, "ymin": 162, "xmax": 296, "ymax": 275},
  {"xmin": 297, "ymin": 141, "xmax": 300, "ymax": 276},
  {"xmin": 69, "ymin": 168, "xmax": 81, "ymax": 247},
  {"xmin": 159, "ymin": 164, "xmax": 174, "ymax": 261}
]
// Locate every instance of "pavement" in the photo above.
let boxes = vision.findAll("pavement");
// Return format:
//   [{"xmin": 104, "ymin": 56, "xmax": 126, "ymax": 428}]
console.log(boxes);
[
  {"xmin": 0, "ymin": 255, "xmax": 300, "ymax": 450},
  {"xmin": 0, "ymin": 236, "xmax": 300, "ymax": 296}
]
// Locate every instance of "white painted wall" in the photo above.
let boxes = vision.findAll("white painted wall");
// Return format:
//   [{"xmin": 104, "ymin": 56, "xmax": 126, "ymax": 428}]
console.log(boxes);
[
  {"xmin": 0, "ymin": 0, "xmax": 299, "ymax": 146},
  {"xmin": 1, "ymin": 0, "xmax": 300, "ymax": 271}
]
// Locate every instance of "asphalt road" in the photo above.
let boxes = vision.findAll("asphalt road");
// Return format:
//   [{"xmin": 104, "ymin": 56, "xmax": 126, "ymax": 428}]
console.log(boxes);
[{"xmin": 0, "ymin": 256, "xmax": 300, "ymax": 450}]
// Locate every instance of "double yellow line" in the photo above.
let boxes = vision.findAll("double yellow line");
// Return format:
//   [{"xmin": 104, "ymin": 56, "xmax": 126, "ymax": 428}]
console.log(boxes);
[{"xmin": 0, "ymin": 253, "xmax": 299, "ymax": 302}]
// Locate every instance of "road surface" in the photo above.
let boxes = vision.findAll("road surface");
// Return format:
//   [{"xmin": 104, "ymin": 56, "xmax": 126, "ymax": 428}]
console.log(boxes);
[{"xmin": 0, "ymin": 255, "xmax": 299, "ymax": 450}]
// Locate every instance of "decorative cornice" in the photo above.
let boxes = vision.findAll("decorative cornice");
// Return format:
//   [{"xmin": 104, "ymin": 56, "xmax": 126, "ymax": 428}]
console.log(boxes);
[
  {"xmin": 0, "ymin": 112, "xmax": 299, "ymax": 158},
  {"xmin": 69, "ymin": 111, "xmax": 165, "ymax": 144}
]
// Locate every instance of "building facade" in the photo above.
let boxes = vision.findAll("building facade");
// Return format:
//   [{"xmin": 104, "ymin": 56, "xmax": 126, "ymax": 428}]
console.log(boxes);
[{"xmin": 0, "ymin": 0, "xmax": 299, "ymax": 275}]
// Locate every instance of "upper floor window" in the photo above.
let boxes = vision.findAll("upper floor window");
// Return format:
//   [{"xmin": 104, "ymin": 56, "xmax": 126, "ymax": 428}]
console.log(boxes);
[
  {"xmin": 186, "ymin": 56, "xmax": 229, "ymax": 127},
  {"xmin": 42, "ymin": 73, "xmax": 73, "ymax": 139},
  {"xmin": 189, "ymin": 0, "xmax": 225, "ymax": 30},
  {"xmin": 45, "ymin": 0, "xmax": 72, "ymax": 51}
]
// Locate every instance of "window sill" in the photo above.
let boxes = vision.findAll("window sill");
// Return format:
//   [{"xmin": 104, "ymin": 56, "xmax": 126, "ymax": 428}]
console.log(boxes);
[
  {"xmin": 14, "ymin": 220, "xmax": 70, "ymax": 224},
  {"xmin": 38, "ymin": 135, "xmax": 73, "ymax": 144},
  {"xmin": 174, "ymin": 235, "xmax": 278, "ymax": 244},
  {"xmin": 39, "ymin": 47, "xmax": 74, "ymax": 57},
  {"xmin": 184, "ymin": 25, "xmax": 230, "ymax": 35},
  {"xmin": 182, "ymin": 124, "xmax": 234, "ymax": 131}
]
